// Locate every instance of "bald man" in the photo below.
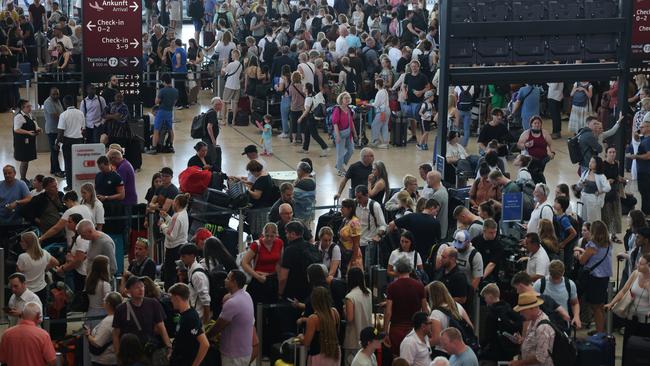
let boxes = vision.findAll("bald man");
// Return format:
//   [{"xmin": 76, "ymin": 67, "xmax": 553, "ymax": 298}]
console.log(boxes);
[{"xmin": 422, "ymin": 171, "xmax": 449, "ymax": 237}]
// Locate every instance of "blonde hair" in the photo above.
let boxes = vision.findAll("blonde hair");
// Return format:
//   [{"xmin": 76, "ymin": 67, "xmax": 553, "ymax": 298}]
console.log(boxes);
[
  {"xmin": 448, "ymin": 94, "xmax": 457, "ymax": 109},
  {"xmin": 291, "ymin": 71, "xmax": 302, "ymax": 84},
  {"xmin": 21, "ymin": 231, "xmax": 43, "ymax": 261},
  {"xmin": 396, "ymin": 191, "xmax": 415, "ymax": 211},
  {"xmin": 311, "ymin": 287, "xmax": 340, "ymax": 359},
  {"xmin": 480, "ymin": 283, "xmax": 500, "ymax": 298},
  {"xmin": 427, "ymin": 281, "xmax": 462, "ymax": 320},
  {"xmin": 80, "ymin": 183, "xmax": 97, "ymax": 209},
  {"xmin": 263, "ymin": 222, "xmax": 278, "ymax": 236},
  {"xmin": 222, "ymin": 31, "xmax": 232, "ymax": 44},
  {"xmin": 403, "ymin": 174, "xmax": 417, "ymax": 187}
]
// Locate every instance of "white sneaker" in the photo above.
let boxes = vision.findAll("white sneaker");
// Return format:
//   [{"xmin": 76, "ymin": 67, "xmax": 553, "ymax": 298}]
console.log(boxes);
[
  {"xmin": 279, "ymin": 133, "xmax": 289, "ymax": 138},
  {"xmin": 320, "ymin": 148, "xmax": 330, "ymax": 157},
  {"xmin": 377, "ymin": 144, "xmax": 389, "ymax": 149}
]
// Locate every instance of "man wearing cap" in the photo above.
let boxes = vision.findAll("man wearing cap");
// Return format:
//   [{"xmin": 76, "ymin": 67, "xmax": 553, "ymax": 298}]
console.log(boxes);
[
  {"xmin": 399, "ymin": 312, "xmax": 432, "ymax": 366},
  {"xmin": 510, "ymin": 292, "xmax": 555, "ymax": 366},
  {"xmin": 351, "ymin": 327, "xmax": 384, "ymax": 366},
  {"xmin": 180, "ymin": 244, "xmax": 212, "ymax": 324},
  {"xmin": 193, "ymin": 228, "xmax": 213, "ymax": 253},
  {"xmin": 150, "ymin": 167, "xmax": 179, "ymax": 214},
  {"xmin": 450, "ymin": 229, "xmax": 483, "ymax": 292},
  {"xmin": 112, "ymin": 276, "xmax": 173, "ymax": 358},
  {"xmin": 435, "ymin": 246, "xmax": 469, "ymax": 304},
  {"xmin": 240, "ymin": 145, "xmax": 267, "ymax": 184}
]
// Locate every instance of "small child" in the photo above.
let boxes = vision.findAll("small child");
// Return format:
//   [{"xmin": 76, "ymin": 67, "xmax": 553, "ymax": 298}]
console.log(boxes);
[
  {"xmin": 417, "ymin": 90, "xmax": 435, "ymax": 151},
  {"xmin": 256, "ymin": 114, "xmax": 273, "ymax": 156}
]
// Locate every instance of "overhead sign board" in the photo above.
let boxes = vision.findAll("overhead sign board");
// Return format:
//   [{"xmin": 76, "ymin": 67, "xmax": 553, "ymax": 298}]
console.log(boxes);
[
  {"xmin": 632, "ymin": 0, "xmax": 650, "ymax": 72},
  {"xmin": 83, "ymin": 0, "xmax": 142, "ymax": 100}
]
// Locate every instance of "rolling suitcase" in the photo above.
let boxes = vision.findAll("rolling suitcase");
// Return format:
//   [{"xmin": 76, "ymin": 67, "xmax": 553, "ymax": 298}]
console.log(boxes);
[
  {"xmin": 18, "ymin": 60, "xmax": 32, "ymax": 83},
  {"xmin": 390, "ymin": 112, "xmax": 407, "ymax": 146},
  {"xmin": 625, "ymin": 335, "xmax": 650, "ymax": 366},
  {"xmin": 124, "ymin": 136, "xmax": 143, "ymax": 170},
  {"xmin": 576, "ymin": 332, "xmax": 615, "ymax": 366},
  {"xmin": 203, "ymin": 30, "xmax": 216, "ymax": 47}
]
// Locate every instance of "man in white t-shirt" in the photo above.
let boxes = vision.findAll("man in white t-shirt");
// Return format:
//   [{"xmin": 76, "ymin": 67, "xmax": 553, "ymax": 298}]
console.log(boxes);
[
  {"xmin": 297, "ymin": 52, "xmax": 315, "ymax": 88},
  {"xmin": 526, "ymin": 183, "xmax": 554, "ymax": 235},
  {"xmin": 55, "ymin": 213, "xmax": 90, "ymax": 294},
  {"xmin": 400, "ymin": 312, "xmax": 432, "ymax": 366},
  {"xmin": 38, "ymin": 190, "xmax": 93, "ymax": 245},
  {"xmin": 523, "ymin": 232, "xmax": 550, "ymax": 282},
  {"xmin": 221, "ymin": 49, "xmax": 243, "ymax": 125},
  {"xmin": 336, "ymin": 26, "xmax": 349, "ymax": 57}
]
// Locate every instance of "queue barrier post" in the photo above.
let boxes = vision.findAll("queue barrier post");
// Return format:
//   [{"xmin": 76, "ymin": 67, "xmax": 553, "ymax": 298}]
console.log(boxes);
[
  {"xmin": 148, "ymin": 211, "xmax": 156, "ymax": 262},
  {"xmin": 0, "ymin": 248, "xmax": 4, "ymax": 322},
  {"xmin": 256, "ymin": 302, "xmax": 264, "ymax": 366},
  {"xmin": 472, "ymin": 291, "xmax": 480, "ymax": 337},
  {"xmin": 606, "ymin": 280, "xmax": 614, "ymax": 334}
]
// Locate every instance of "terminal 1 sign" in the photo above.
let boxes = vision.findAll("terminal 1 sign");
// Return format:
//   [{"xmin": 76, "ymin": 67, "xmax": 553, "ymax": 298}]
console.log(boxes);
[{"xmin": 83, "ymin": 0, "xmax": 142, "ymax": 98}]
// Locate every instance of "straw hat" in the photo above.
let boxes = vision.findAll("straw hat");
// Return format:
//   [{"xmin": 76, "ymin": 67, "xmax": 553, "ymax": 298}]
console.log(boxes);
[{"xmin": 513, "ymin": 291, "xmax": 544, "ymax": 312}]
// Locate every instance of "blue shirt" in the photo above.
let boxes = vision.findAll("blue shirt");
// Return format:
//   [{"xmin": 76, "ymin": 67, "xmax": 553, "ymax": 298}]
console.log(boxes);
[
  {"xmin": 585, "ymin": 241, "xmax": 612, "ymax": 278},
  {"xmin": 0, "ymin": 180, "xmax": 29, "ymax": 224},
  {"xmin": 346, "ymin": 35, "xmax": 361, "ymax": 49},
  {"xmin": 262, "ymin": 123, "xmax": 272, "ymax": 141},
  {"xmin": 449, "ymin": 347, "xmax": 479, "ymax": 366},
  {"xmin": 518, "ymin": 85, "xmax": 540, "ymax": 125},
  {"xmin": 204, "ymin": 0, "xmax": 216, "ymax": 16},
  {"xmin": 554, "ymin": 214, "xmax": 573, "ymax": 242},
  {"xmin": 637, "ymin": 135, "xmax": 650, "ymax": 173},
  {"xmin": 172, "ymin": 47, "xmax": 188, "ymax": 73},
  {"xmin": 157, "ymin": 87, "xmax": 179, "ymax": 111}
]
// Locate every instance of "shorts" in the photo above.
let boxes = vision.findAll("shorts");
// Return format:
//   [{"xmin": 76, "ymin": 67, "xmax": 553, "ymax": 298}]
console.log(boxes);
[
  {"xmin": 583, "ymin": 275, "xmax": 608, "ymax": 305},
  {"xmin": 154, "ymin": 109, "xmax": 174, "ymax": 131},
  {"xmin": 421, "ymin": 119, "xmax": 432, "ymax": 132},
  {"xmin": 221, "ymin": 355, "xmax": 250, "ymax": 366},
  {"xmin": 193, "ymin": 19, "xmax": 203, "ymax": 33},
  {"xmin": 401, "ymin": 102, "xmax": 421, "ymax": 119},
  {"xmin": 223, "ymin": 87, "xmax": 240, "ymax": 102},
  {"xmin": 170, "ymin": 1, "xmax": 181, "ymax": 21}
]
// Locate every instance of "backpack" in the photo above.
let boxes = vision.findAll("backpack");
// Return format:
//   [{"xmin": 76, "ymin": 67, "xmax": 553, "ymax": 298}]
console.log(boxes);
[
  {"xmin": 310, "ymin": 16, "xmax": 322, "ymax": 38},
  {"xmin": 536, "ymin": 319, "xmax": 577, "ymax": 366},
  {"xmin": 572, "ymin": 83, "xmax": 590, "ymax": 107},
  {"xmin": 567, "ymin": 129, "xmax": 587, "ymax": 164},
  {"xmin": 437, "ymin": 307, "xmax": 480, "ymax": 354},
  {"xmin": 190, "ymin": 266, "xmax": 229, "ymax": 316},
  {"xmin": 191, "ymin": 111, "xmax": 208, "ymax": 138},
  {"xmin": 262, "ymin": 37, "xmax": 278, "ymax": 64},
  {"xmin": 216, "ymin": 11, "xmax": 231, "ymax": 29},
  {"xmin": 513, "ymin": 179, "xmax": 536, "ymax": 221},
  {"xmin": 159, "ymin": 294, "xmax": 178, "ymax": 338},
  {"xmin": 418, "ymin": 51, "xmax": 431, "ymax": 77},
  {"xmin": 189, "ymin": 0, "xmax": 204, "ymax": 19},
  {"xmin": 325, "ymin": 105, "xmax": 351, "ymax": 140},
  {"xmin": 342, "ymin": 67, "xmax": 357, "ymax": 93},
  {"xmin": 539, "ymin": 277, "xmax": 573, "ymax": 318},
  {"xmin": 457, "ymin": 86, "xmax": 474, "ymax": 111},
  {"xmin": 396, "ymin": 19, "xmax": 409, "ymax": 39}
]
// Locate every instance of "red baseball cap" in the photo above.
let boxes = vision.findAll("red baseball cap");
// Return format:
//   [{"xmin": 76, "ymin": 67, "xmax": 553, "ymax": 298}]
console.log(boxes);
[{"xmin": 193, "ymin": 228, "xmax": 212, "ymax": 242}]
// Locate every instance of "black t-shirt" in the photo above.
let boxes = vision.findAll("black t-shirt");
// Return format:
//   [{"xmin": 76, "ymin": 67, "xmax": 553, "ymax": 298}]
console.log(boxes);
[
  {"xmin": 112, "ymin": 298, "xmax": 166, "ymax": 341},
  {"xmin": 437, "ymin": 265, "xmax": 468, "ymax": 299},
  {"xmin": 204, "ymin": 108, "xmax": 219, "ymax": 138},
  {"xmin": 170, "ymin": 308, "xmax": 204, "ymax": 366},
  {"xmin": 251, "ymin": 175, "xmax": 276, "ymax": 208},
  {"xmin": 95, "ymin": 171, "xmax": 124, "ymax": 196},
  {"xmin": 129, "ymin": 257, "xmax": 157, "ymax": 279},
  {"xmin": 395, "ymin": 213, "xmax": 441, "ymax": 260},
  {"xmin": 471, "ymin": 235, "xmax": 504, "ymax": 281},
  {"xmin": 187, "ymin": 155, "xmax": 214, "ymax": 170},
  {"xmin": 281, "ymin": 239, "xmax": 320, "ymax": 301},
  {"xmin": 404, "ymin": 72, "xmax": 429, "ymax": 103},
  {"xmin": 345, "ymin": 161, "xmax": 372, "ymax": 197},
  {"xmin": 412, "ymin": 12, "xmax": 427, "ymax": 33},
  {"xmin": 277, "ymin": 219, "xmax": 311, "ymax": 245},
  {"xmin": 477, "ymin": 123, "xmax": 510, "ymax": 156},
  {"xmin": 155, "ymin": 183, "xmax": 179, "ymax": 200},
  {"xmin": 396, "ymin": 57, "xmax": 410, "ymax": 75},
  {"xmin": 28, "ymin": 4, "xmax": 46, "ymax": 31}
]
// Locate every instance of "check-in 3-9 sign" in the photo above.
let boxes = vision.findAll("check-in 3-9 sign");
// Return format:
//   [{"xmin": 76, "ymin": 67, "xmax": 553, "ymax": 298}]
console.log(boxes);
[
  {"xmin": 83, "ymin": 0, "xmax": 142, "ymax": 73},
  {"xmin": 632, "ymin": 0, "xmax": 650, "ymax": 71}
]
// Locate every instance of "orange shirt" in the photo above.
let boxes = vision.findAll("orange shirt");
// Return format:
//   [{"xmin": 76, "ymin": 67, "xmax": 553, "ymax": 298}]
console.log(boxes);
[{"xmin": 0, "ymin": 320, "xmax": 57, "ymax": 366}]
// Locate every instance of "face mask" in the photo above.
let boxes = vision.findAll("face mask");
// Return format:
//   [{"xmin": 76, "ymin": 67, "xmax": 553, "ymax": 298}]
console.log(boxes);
[{"xmin": 531, "ymin": 129, "xmax": 541, "ymax": 134}]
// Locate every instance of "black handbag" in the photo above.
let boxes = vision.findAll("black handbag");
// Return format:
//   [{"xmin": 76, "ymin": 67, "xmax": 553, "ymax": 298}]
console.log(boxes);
[{"xmin": 577, "ymin": 244, "xmax": 610, "ymax": 293}]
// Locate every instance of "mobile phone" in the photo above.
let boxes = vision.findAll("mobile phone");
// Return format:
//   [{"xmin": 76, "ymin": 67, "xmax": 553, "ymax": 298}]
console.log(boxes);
[
  {"xmin": 516, "ymin": 222, "xmax": 527, "ymax": 228},
  {"xmin": 500, "ymin": 331, "xmax": 518, "ymax": 343},
  {"xmin": 286, "ymin": 297, "xmax": 297, "ymax": 303}
]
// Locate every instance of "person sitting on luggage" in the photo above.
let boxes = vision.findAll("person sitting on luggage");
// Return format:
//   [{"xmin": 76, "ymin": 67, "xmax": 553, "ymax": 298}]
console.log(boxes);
[
  {"xmin": 188, "ymin": 141, "xmax": 217, "ymax": 171},
  {"xmin": 509, "ymin": 292, "xmax": 555, "ymax": 366},
  {"xmin": 446, "ymin": 131, "xmax": 479, "ymax": 177},
  {"xmin": 479, "ymin": 283, "xmax": 522, "ymax": 363}
]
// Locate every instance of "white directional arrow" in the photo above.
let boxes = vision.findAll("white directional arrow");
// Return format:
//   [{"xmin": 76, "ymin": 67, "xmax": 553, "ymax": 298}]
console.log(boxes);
[
  {"xmin": 129, "ymin": 1, "xmax": 139, "ymax": 12},
  {"xmin": 130, "ymin": 38, "xmax": 140, "ymax": 49},
  {"xmin": 86, "ymin": 21, "xmax": 96, "ymax": 32},
  {"xmin": 130, "ymin": 57, "xmax": 140, "ymax": 67}
]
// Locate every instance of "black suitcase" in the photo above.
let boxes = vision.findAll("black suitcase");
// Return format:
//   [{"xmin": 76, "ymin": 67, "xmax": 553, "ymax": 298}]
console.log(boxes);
[
  {"xmin": 124, "ymin": 137, "xmax": 143, "ymax": 170},
  {"xmin": 141, "ymin": 84, "xmax": 156, "ymax": 108},
  {"xmin": 576, "ymin": 333, "xmax": 615, "ymax": 366},
  {"xmin": 251, "ymin": 97, "xmax": 266, "ymax": 114},
  {"xmin": 235, "ymin": 112, "xmax": 250, "ymax": 126},
  {"xmin": 315, "ymin": 205, "xmax": 343, "ymax": 242},
  {"xmin": 625, "ymin": 335, "xmax": 650, "ymax": 366},
  {"xmin": 204, "ymin": 188, "xmax": 232, "ymax": 207},
  {"xmin": 390, "ymin": 112, "xmax": 407, "ymax": 146}
]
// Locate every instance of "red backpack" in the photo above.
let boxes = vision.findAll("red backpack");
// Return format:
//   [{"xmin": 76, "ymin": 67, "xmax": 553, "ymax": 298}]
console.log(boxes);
[{"xmin": 179, "ymin": 166, "xmax": 212, "ymax": 194}]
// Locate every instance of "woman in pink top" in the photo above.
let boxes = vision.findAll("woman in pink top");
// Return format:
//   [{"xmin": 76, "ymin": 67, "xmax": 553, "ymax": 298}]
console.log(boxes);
[{"xmin": 332, "ymin": 92, "xmax": 357, "ymax": 176}]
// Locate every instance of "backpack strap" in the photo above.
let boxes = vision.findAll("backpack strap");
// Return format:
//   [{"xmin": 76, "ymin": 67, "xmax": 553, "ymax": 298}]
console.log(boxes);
[
  {"xmin": 468, "ymin": 248, "xmax": 477, "ymax": 273},
  {"xmin": 540, "ymin": 276, "xmax": 546, "ymax": 294},
  {"xmin": 564, "ymin": 277, "xmax": 572, "ymax": 317},
  {"xmin": 539, "ymin": 204, "xmax": 553, "ymax": 219}
]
